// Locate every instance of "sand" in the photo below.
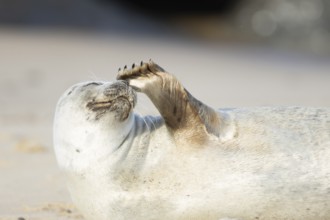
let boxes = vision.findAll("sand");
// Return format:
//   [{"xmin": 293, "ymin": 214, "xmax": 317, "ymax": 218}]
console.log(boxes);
[{"xmin": 0, "ymin": 27, "xmax": 329, "ymax": 219}]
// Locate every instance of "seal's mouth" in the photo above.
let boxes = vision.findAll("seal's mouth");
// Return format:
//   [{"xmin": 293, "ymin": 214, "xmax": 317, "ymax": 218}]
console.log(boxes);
[
  {"xmin": 86, "ymin": 81, "xmax": 136, "ymax": 121},
  {"xmin": 87, "ymin": 96, "xmax": 133, "ymax": 111},
  {"xmin": 88, "ymin": 101, "xmax": 113, "ymax": 109}
]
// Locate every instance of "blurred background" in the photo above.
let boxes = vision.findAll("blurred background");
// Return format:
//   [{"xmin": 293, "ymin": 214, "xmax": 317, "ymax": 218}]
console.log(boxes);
[
  {"xmin": 1, "ymin": 0, "xmax": 330, "ymax": 53},
  {"xmin": 0, "ymin": 0, "xmax": 329, "ymax": 219}
]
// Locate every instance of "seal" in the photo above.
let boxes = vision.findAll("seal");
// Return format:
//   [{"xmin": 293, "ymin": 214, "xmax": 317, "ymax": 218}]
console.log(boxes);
[{"xmin": 54, "ymin": 60, "xmax": 330, "ymax": 220}]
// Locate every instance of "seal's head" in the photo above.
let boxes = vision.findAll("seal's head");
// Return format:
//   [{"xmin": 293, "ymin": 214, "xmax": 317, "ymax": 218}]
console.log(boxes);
[
  {"xmin": 54, "ymin": 80, "xmax": 137, "ymax": 172},
  {"xmin": 60, "ymin": 80, "xmax": 136, "ymax": 121}
]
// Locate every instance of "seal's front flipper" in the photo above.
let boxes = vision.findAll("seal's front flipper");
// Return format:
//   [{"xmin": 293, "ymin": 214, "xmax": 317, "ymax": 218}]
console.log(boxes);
[
  {"xmin": 117, "ymin": 60, "xmax": 165, "ymax": 93},
  {"xmin": 117, "ymin": 60, "xmax": 221, "ymax": 145}
]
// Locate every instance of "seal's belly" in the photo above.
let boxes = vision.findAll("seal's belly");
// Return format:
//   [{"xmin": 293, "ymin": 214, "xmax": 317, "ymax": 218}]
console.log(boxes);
[
  {"xmin": 69, "ymin": 107, "xmax": 330, "ymax": 220},
  {"xmin": 69, "ymin": 146, "xmax": 330, "ymax": 220}
]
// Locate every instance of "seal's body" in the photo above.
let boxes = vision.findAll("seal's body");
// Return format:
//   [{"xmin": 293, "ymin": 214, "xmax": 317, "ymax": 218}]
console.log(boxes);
[{"xmin": 54, "ymin": 61, "xmax": 330, "ymax": 220}]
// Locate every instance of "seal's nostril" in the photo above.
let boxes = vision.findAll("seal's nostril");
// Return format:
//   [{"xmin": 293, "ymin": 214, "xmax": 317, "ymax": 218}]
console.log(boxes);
[{"xmin": 121, "ymin": 80, "xmax": 129, "ymax": 86}]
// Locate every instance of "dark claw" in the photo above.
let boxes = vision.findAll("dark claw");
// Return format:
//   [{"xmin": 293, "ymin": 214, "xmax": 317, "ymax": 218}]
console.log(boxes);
[
  {"xmin": 124, "ymin": 65, "xmax": 127, "ymax": 70},
  {"xmin": 140, "ymin": 61, "xmax": 143, "ymax": 66},
  {"xmin": 132, "ymin": 63, "xmax": 135, "ymax": 68},
  {"xmin": 118, "ymin": 68, "xmax": 121, "ymax": 72}
]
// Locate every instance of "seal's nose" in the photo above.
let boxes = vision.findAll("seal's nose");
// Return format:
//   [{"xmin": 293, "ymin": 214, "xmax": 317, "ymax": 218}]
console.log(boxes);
[
  {"xmin": 118, "ymin": 80, "xmax": 129, "ymax": 86},
  {"xmin": 104, "ymin": 80, "xmax": 128, "ymax": 96},
  {"xmin": 103, "ymin": 80, "xmax": 137, "ymax": 108}
]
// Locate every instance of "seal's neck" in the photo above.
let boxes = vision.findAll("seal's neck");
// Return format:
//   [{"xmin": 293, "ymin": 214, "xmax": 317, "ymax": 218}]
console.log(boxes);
[{"xmin": 54, "ymin": 113, "xmax": 135, "ymax": 173}]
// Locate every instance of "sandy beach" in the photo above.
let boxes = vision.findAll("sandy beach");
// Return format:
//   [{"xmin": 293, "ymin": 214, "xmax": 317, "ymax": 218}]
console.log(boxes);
[{"xmin": 0, "ymin": 27, "xmax": 329, "ymax": 219}]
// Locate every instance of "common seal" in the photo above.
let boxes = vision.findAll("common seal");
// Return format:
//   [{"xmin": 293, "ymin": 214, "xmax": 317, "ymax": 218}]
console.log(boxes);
[{"xmin": 54, "ymin": 60, "xmax": 330, "ymax": 220}]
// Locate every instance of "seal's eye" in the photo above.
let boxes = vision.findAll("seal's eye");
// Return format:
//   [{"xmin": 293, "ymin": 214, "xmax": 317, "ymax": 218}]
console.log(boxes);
[
  {"xmin": 81, "ymin": 82, "xmax": 103, "ymax": 88},
  {"xmin": 67, "ymin": 86, "xmax": 78, "ymax": 96}
]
